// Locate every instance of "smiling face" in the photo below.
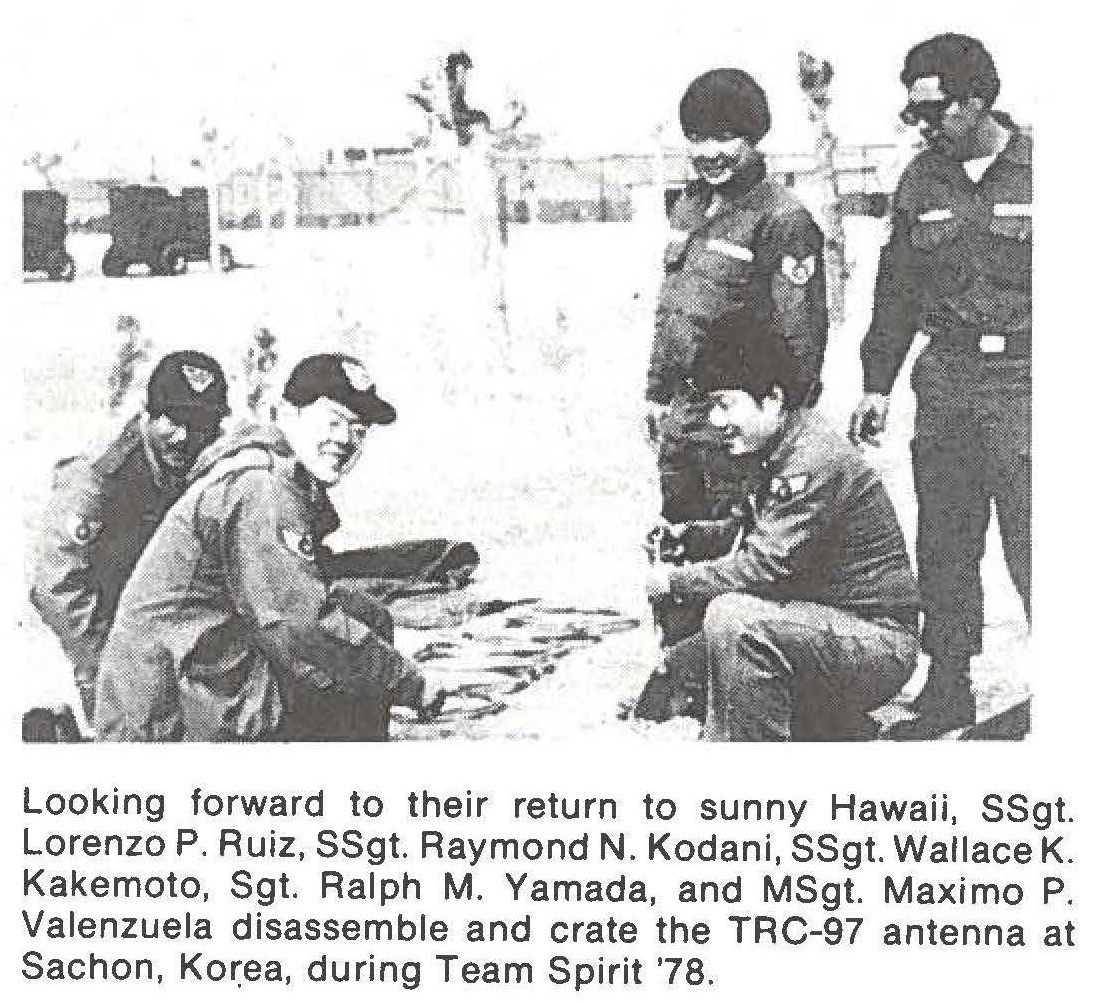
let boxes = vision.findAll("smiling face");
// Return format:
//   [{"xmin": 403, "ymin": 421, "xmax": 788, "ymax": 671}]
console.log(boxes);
[
  {"xmin": 706, "ymin": 386, "xmax": 786, "ymax": 456},
  {"xmin": 284, "ymin": 397, "xmax": 369, "ymax": 486},
  {"xmin": 686, "ymin": 131, "xmax": 758, "ymax": 185}
]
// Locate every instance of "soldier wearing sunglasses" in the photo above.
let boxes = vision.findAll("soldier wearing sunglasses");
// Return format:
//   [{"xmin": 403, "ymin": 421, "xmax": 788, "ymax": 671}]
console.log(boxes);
[{"xmin": 849, "ymin": 34, "xmax": 1031, "ymax": 738}]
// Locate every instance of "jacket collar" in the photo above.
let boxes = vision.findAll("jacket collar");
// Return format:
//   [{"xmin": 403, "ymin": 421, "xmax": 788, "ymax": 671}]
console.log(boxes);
[
  {"xmin": 137, "ymin": 413, "xmax": 185, "ymax": 491},
  {"xmin": 762, "ymin": 408, "xmax": 812, "ymax": 470}
]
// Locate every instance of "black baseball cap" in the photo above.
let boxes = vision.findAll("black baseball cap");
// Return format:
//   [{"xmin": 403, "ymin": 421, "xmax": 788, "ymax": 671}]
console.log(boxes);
[
  {"xmin": 282, "ymin": 353, "xmax": 397, "ymax": 425},
  {"xmin": 146, "ymin": 350, "xmax": 229, "ymax": 421}
]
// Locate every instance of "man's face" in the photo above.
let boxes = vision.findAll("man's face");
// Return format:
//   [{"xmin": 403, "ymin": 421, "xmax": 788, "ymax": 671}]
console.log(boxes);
[
  {"xmin": 290, "ymin": 397, "xmax": 369, "ymax": 486},
  {"xmin": 686, "ymin": 132, "xmax": 758, "ymax": 185},
  {"xmin": 706, "ymin": 387, "xmax": 785, "ymax": 456},
  {"xmin": 902, "ymin": 76, "xmax": 984, "ymax": 159},
  {"xmin": 146, "ymin": 410, "xmax": 221, "ymax": 473}
]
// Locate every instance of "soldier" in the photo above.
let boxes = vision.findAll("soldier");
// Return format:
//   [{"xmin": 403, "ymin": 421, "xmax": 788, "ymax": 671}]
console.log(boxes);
[
  {"xmin": 94, "ymin": 354, "xmax": 446, "ymax": 742},
  {"xmin": 848, "ymin": 34, "xmax": 1031, "ymax": 736},
  {"xmin": 30, "ymin": 350, "xmax": 230, "ymax": 722},
  {"xmin": 645, "ymin": 318, "xmax": 919, "ymax": 741},
  {"xmin": 648, "ymin": 67, "xmax": 828, "ymax": 525}
]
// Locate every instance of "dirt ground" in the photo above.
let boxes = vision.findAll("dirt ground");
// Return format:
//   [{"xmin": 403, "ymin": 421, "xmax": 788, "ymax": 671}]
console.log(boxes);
[{"xmin": 17, "ymin": 212, "xmax": 1030, "ymax": 739}]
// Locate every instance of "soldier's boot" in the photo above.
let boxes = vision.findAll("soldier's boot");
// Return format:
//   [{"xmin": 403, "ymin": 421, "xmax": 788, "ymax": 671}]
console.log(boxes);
[
  {"xmin": 890, "ymin": 657, "xmax": 976, "ymax": 739},
  {"xmin": 908, "ymin": 654, "xmax": 972, "ymax": 714}
]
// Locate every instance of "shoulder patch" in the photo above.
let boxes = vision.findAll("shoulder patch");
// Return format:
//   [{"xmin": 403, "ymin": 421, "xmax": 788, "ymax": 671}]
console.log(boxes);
[
  {"xmin": 279, "ymin": 526, "xmax": 317, "ymax": 561},
  {"xmin": 64, "ymin": 514, "xmax": 104, "ymax": 545},
  {"xmin": 769, "ymin": 473, "xmax": 810, "ymax": 501},
  {"xmin": 780, "ymin": 255, "xmax": 817, "ymax": 286}
]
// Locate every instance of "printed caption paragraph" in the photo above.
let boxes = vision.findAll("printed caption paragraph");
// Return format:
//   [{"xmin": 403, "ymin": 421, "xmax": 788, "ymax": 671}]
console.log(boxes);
[{"xmin": 19, "ymin": 785, "xmax": 1081, "ymax": 991}]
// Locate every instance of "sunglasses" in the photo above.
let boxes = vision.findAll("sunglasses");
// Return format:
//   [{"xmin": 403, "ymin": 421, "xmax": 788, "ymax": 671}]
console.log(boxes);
[{"xmin": 899, "ymin": 99, "xmax": 955, "ymax": 127}]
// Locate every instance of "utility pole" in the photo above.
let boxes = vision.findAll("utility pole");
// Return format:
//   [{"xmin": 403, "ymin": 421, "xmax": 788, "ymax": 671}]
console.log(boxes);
[{"xmin": 798, "ymin": 51, "xmax": 848, "ymax": 325}]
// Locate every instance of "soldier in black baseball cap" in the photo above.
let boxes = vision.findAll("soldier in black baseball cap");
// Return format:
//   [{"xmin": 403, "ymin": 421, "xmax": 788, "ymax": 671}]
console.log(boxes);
[
  {"xmin": 31, "ymin": 348, "xmax": 231, "ymax": 727},
  {"xmin": 283, "ymin": 352, "xmax": 396, "ymax": 426},
  {"xmin": 144, "ymin": 350, "xmax": 230, "ymax": 473}
]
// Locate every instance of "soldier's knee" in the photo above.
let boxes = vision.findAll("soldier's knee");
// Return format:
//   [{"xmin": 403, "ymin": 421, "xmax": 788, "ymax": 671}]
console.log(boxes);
[{"xmin": 703, "ymin": 592, "xmax": 770, "ymax": 640}]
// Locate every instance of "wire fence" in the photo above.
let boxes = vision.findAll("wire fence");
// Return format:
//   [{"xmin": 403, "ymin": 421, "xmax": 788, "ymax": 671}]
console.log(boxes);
[{"xmin": 52, "ymin": 145, "xmax": 905, "ymax": 232}]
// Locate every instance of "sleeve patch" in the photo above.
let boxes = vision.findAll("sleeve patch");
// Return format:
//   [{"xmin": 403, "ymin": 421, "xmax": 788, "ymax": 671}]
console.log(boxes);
[
  {"xmin": 780, "ymin": 255, "xmax": 817, "ymax": 286},
  {"xmin": 65, "ymin": 515, "xmax": 104, "ymax": 545},
  {"xmin": 279, "ymin": 527, "xmax": 316, "ymax": 561}
]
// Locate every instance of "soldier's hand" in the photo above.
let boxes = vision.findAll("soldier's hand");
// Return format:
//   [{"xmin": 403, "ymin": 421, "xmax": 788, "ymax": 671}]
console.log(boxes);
[
  {"xmin": 645, "ymin": 565, "xmax": 675, "ymax": 605},
  {"xmin": 644, "ymin": 402, "xmax": 669, "ymax": 446},
  {"xmin": 848, "ymin": 393, "xmax": 890, "ymax": 447},
  {"xmin": 417, "ymin": 669, "xmax": 447, "ymax": 723},
  {"xmin": 644, "ymin": 522, "xmax": 685, "ymax": 564}
]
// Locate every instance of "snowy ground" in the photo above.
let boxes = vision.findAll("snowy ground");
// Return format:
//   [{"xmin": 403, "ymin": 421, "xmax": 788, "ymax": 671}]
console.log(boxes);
[{"xmin": 17, "ymin": 212, "xmax": 1029, "ymax": 739}]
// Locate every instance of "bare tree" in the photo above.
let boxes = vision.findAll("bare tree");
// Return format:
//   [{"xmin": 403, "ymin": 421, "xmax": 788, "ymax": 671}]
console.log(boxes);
[{"xmin": 798, "ymin": 51, "xmax": 849, "ymax": 325}]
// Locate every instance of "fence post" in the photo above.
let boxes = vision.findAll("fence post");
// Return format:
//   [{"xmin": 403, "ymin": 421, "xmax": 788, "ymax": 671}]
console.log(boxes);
[{"xmin": 598, "ymin": 156, "xmax": 607, "ymax": 222}]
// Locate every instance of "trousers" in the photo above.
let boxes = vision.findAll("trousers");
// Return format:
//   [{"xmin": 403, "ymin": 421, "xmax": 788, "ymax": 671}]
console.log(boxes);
[
  {"xmin": 701, "ymin": 593, "xmax": 917, "ymax": 741},
  {"xmin": 911, "ymin": 350, "xmax": 1030, "ymax": 658}
]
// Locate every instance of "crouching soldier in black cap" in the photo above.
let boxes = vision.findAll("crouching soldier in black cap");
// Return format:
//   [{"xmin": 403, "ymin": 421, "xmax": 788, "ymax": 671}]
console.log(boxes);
[
  {"xmin": 644, "ymin": 318, "xmax": 919, "ymax": 741},
  {"xmin": 648, "ymin": 68, "xmax": 828, "ymax": 527},
  {"xmin": 30, "ymin": 350, "xmax": 230, "ymax": 725},
  {"xmin": 94, "ymin": 354, "xmax": 446, "ymax": 742}
]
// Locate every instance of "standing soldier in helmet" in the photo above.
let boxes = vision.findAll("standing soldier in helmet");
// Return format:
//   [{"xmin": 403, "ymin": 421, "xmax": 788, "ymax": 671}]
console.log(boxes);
[
  {"xmin": 849, "ymin": 34, "xmax": 1031, "ymax": 737},
  {"xmin": 647, "ymin": 67, "xmax": 829, "ymax": 526},
  {"xmin": 30, "ymin": 351, "xmax": 230, "ymax": 722}
]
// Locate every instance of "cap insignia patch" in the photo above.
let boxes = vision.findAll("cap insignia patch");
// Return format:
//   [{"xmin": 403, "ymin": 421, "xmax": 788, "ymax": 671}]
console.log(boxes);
[
  {"xmin": 341, "ymin": 360, "xmax": 374, "ymax": 393},
  {"xmin": 181, "ymin": 365, "xmax": 215, "ymax": 393},
  {"xmin": 781, "ymin": 255, "xmax": 817, "ymax": 286}
]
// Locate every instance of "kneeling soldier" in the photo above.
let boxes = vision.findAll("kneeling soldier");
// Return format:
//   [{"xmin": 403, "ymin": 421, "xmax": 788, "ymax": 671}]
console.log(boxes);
[
  {"xmin": 95, "ymin": 354, "xmax": 445, "ymax": 741},
  {"xmin": 31, "ymin": 350, "xmax": 230, "ymax": 724},
  {"xmin": 645, "ymin": 318, "xmax": 919, "ymax": 740}
]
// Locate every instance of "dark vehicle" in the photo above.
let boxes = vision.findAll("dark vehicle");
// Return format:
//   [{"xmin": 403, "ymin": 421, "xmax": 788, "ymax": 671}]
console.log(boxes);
[
  {"xmin": 23, "ymin": 190, "xmax": 76, "ymax": 281},
  {"xmin": 102, "ymin": 185, "xmax": 235, "ymax": 277}
]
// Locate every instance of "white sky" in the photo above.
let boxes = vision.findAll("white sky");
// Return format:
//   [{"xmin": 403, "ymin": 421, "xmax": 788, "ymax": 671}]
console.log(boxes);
[{"xmin": 7, "ymin": 0, "xmax": 1039, "ymax": 177}]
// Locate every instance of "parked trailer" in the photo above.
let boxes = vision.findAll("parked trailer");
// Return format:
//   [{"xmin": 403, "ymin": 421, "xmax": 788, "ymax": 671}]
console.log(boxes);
[
  {"xmin": 23, "ymin": 190, "xmax": 75, "ymax": 281},
  {"xmin": 101, "ymin": 185, "xmax": 234, "ymax": 277}
]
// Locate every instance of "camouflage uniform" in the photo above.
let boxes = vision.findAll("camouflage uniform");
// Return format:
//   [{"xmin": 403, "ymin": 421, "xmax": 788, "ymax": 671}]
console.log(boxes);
[
  {"xmin": 94, "ymin": 427, "xmax": 425, "ymax": 742},
  {"xmin": 649, "ymin": 162, "xmax": 828, "ymax": 521},
  {"xmin": 31, "ymin": 416, "xmax": 186, "ymax": 717}
]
